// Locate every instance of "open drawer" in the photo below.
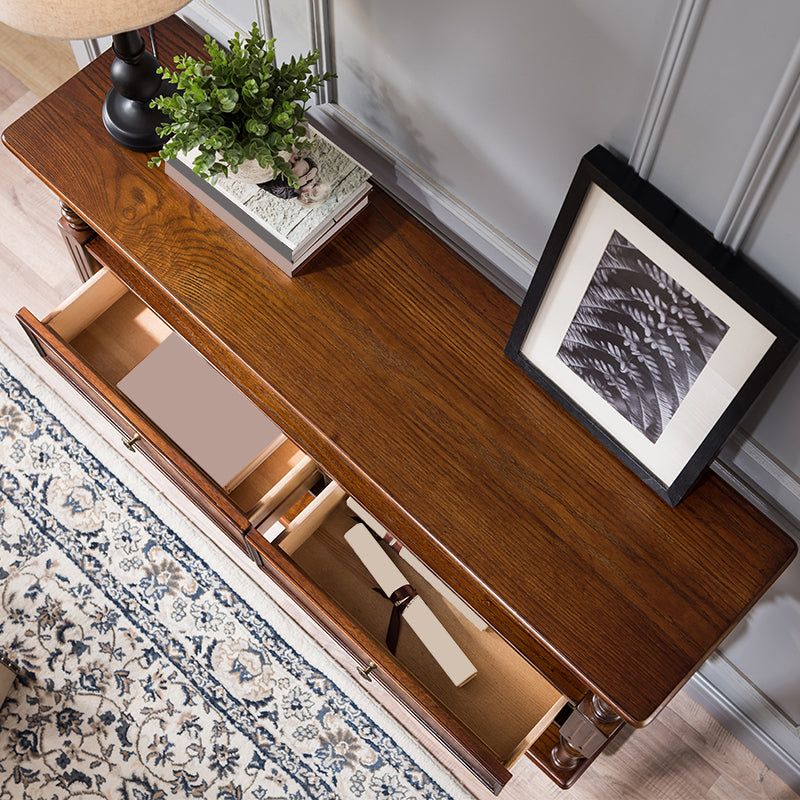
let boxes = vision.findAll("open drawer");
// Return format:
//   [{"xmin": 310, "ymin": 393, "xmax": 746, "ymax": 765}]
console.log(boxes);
[
  {"xmin": 18, "ymin": 266, "xmax": 568, "ymax": 792},
  {"xmin": 17, "ymin": 268, "xmax": 317, "ymax": 549},
  {"xmin": 246, "ymin": 487, "xmax": 568, "ymax": 794}
]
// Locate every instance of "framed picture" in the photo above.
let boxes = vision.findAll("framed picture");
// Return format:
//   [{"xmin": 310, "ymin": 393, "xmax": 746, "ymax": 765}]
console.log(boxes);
[{"xmin": 506, "ymin": 145, "xmax": 799, "ymax": 506}]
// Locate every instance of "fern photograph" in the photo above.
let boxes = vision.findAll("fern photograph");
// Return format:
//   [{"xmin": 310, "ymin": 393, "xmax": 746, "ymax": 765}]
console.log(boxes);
[{"xmin": 557, "ymin": 230, "xmax": 729, "ymax": 443}]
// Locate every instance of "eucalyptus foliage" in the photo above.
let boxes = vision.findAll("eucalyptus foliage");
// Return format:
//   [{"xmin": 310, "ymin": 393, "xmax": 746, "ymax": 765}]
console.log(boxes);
[{"xmin": 149, "ymin": 22, "xmax": 334, "ymax": 183}]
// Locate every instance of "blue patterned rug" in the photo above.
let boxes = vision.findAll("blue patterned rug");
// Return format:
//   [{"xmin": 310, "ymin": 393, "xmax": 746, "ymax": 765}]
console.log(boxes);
[{"xmin": 0, "ymin": 343, "xmax": 465, "ymax": 800}]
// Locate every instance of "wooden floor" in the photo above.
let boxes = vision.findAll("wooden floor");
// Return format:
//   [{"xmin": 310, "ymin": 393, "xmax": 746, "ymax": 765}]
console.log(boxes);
[{"xmin": 0, "ymin": 39, "xmax": 797, "ymax": 800}]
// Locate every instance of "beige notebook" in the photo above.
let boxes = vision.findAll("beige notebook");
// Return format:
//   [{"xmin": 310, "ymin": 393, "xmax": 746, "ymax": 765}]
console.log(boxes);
[
  {"xmin": 346, "ymin": 497, "xmax": 489, "ymax": 631},
  {"xmin": 344, "ymin": 523, "xmax": 478, "ymax": 687},
  {"xmin": 118, "ymin": 333, "xmax": 282, "ymax": 488}
]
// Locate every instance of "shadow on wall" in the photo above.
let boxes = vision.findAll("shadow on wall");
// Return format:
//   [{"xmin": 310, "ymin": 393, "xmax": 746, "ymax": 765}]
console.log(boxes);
[
  {"xmin": 332, "ymin": 0, "xmax": 676, "ymax": 268},
  {"xmin": 718, "ymin": 565, "xmax": 800, "ymax": 728},
  {"xmin": 340, "ymin": 61, "xmax": 438, "ymax": 184}
]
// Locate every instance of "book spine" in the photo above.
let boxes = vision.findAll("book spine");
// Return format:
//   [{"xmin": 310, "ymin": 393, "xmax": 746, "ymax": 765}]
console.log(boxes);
[{"xmin": 165, "ymin": 159, "xmax": 297, "ymax": 267}]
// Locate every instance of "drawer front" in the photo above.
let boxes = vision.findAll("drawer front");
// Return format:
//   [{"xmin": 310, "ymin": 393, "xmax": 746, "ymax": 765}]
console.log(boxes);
[
  {"xmin": 248, "ymin": 525, "xmax": 516, "ymax": 794},
  {"xmin": 17, "ymin": 307, "xmax": 253, "ymax": 548}
]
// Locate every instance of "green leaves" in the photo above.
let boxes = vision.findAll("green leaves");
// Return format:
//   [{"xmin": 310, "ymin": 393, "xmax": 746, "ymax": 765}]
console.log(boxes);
[
  {"xmin": 271, "ymin": 110, "xmax": 292, "ymax": 130},
  {"xmin": 244, "ymin": 118, "xmax": 267, "ymax": 136},
  {"xmin": 241, "ymin": 78, "xmax": 259, "ymax": 100},
  {"xmin": 211, "ymin": 87, "xmax": 239, "ymax": 112},
  {"xmin": 148, "ymin": 21, "xmax": 335, "ymax": 182}
]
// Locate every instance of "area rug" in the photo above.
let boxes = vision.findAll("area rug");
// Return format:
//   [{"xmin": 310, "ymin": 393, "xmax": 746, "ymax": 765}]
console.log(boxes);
[{"xmin": 0, "ymin": 340, "xmax": 468, "ymax": 800}]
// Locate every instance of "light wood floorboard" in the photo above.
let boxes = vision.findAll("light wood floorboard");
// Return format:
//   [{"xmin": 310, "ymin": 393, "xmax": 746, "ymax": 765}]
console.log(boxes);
[{"xmin": 0, "ymin": 46, "xmax": 797, "ymax": 800}]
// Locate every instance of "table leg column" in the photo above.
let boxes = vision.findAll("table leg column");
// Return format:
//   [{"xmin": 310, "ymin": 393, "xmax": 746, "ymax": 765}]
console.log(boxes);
[
  {"xmin": 58, "ymin": 202, "xmax": 98, "ymax": 281},
  {"xmin": 551, "ymin": 692, "xmax": 625, "ymax": 771}
]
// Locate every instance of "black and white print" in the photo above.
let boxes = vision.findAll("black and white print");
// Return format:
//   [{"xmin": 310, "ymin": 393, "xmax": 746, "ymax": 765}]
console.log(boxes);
[{"xmin": 557, "ymin": 230, "xmax": 729, "ymax": 443}]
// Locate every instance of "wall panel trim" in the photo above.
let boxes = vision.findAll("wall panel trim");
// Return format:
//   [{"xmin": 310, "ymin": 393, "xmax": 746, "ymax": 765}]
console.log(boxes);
[
  {"xmin": 629, "ymin": 0, "xmax": 708, "ymax": 179},
  {"xmin": 688, "ymin": 660, "xmax": 800, "ymax": 794},
  {"xmin": 178, "ymin": 1, "xmax": 243, "ymax": 44},
  {"xmin": 256, "ymin": 0, "xmax": 273, "ymax": 40},
  {"xmin": 714, "ymin": 37, "xmax": 800, "ymax": 251},
  {"xmin": 308, "ymin": 104, "xmax": 536, "ymax": 300},
  {"xmin": 715, "ymin": 431, "xmax": 800, "ymax": 529},
  {"xmin": 309, "ymin": 0, "xmax": 335, "ymax": 104}
]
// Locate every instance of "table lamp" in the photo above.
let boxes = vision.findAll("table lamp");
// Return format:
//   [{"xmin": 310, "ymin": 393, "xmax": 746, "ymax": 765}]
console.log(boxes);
[{"xmin": 0, "ymin": 0, "xmax": 191, "ymax": 151}]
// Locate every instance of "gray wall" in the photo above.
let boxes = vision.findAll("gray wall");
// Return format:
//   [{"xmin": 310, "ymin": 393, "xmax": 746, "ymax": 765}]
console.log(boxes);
[{"xmin": 87, "ymin": 0, "xmax": 800, "ymax": 787}]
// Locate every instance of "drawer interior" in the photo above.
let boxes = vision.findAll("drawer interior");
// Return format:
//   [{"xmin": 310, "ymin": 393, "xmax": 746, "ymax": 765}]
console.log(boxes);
[
  {"xmin": 270, "ymin": 496, "xmax": 568, "ymax": 767},
  {"xmin": 45, "ymin": 268, "xmax": 310, "ymax": 519},
  {"xmin": 46, "ymin": 269, "xmax": 568, "ymax": 769}
]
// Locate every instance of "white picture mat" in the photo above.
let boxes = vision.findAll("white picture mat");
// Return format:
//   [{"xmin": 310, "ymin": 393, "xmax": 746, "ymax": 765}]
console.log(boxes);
[
  {"xmin": 118, "ymin": 333, "xmax": 282, "ymax": 487},
  {"xmin": 520, "ymin": 184, "xmax": 776, "ymax": 484}
]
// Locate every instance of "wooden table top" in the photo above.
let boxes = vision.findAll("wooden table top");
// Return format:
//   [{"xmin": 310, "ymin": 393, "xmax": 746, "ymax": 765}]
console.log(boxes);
[{"xmin": 4, "ymin": 16, "xmax": 795, "ymax": 727}]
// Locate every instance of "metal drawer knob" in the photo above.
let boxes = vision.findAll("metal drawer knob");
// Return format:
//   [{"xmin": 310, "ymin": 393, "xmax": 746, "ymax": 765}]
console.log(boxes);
[
  {"xmin": 122, "ymin": 433, "xmax": 141, "ymax": 451},
  {"xmin": 357, "ymin": 662, "xmax": 377, "ymax": 682}
]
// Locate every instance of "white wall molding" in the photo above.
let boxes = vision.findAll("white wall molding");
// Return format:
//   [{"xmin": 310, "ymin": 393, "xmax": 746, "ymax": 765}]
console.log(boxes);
[
  {"xmin": 729, "ymin": 432, "xmax": 800, "ymax": 511},
  {"xmin": 714, "ymin": 37, "xmax": 800, "ymax": 251},
  {"xmin": 308, "ymin": 104, "xmax": 537, "ymax": 301},
  {"xmin": 711, "ymin": 429, "xmax": 800, "ymax": 543},
  {"xmin": 256, "ymin": 0, "xmax": 273, "ymax": 40},
  {"xmin": 303, "ymin": 2, "xmax": 535, "ymax": 297},
  {"xmin": 688, "ymin": 657, "xmax": 800, "ymax": 793},
  {"xmin": 309, "ymin": 0, "xmax": 334, "ymax": 104},
  {"xmin": 179, "ymin": 1, "xmax": 243, "ymax": 44},
  {"xmin": 71, "ymin": 37, "xmax": 104, "ymax": 69},
  {"xmin": 629, "ymin": 0, "xmax": 708, "ymax": 179},
  {"xmin": 715, "ymin": 429, "xmax": 800, "ymax": 530}
]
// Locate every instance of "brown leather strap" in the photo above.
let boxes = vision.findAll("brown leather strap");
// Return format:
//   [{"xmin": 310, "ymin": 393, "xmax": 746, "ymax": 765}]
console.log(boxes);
[
  {"xmin": 374, "ymin": 583, "xmax": 417, "ymax": 653},
  {"xmin": 382, "ymin": 532, "xmax": 403, "ymax": 554}
]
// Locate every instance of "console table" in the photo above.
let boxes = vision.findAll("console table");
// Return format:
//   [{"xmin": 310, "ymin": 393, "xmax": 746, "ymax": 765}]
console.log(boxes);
[{"xmin": 4, "ymin": 16, "xmax": 796, "ymax": 793}]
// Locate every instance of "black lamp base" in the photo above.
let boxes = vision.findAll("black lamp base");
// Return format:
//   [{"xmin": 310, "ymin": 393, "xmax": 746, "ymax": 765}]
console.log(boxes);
[
  {"xmin": 102, "ymin": 29, "xmax": 173, "ymax": 152},
  {"xmin": 102, "ymin": 85, "xmax": 172, "ymax": 152}
]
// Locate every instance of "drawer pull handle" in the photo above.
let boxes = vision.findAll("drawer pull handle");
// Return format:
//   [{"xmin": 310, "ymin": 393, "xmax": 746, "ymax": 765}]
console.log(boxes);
[
  {"xmin": 357, "ymin": 662, "xmax": 377, "ymax": 682},
  {"xmin": 122, "ymin": 433, "xmax": 141, "ymax": 451}
]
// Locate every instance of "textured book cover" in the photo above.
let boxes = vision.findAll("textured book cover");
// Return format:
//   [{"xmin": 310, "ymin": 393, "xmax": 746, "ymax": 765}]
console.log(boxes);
[{"xmin": 166, "ymin": 126, "xmax": 371, "ymax": 274}]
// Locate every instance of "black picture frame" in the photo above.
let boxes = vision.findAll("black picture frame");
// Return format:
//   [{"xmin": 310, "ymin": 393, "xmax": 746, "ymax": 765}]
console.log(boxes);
[{"xmin": 506, "ymin": 145, "xmax": 799, "ymax": 506}]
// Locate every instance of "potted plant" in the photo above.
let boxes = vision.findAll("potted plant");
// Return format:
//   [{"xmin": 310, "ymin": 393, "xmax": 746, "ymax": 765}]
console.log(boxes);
[{"xmin": 149, "ymin": 22, "xmax": 334, "ymax": 186}]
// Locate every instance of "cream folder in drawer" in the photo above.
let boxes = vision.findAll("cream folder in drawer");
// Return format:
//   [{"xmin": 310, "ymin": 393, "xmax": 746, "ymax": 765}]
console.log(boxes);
[
  {"xmin": 344, "ymin": 524, "xmax": 478, "ymax": 687},
  {"xmin": 118, "ymin": 332, "xmax": 282, "ymax": 488},
  {"xmin": 346, "ymin": 497, "xmax": 489, "ymax": 631}
]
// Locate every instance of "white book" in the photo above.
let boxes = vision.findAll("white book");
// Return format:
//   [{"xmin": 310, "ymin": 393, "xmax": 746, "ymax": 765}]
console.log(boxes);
[
  {"xmin": 346, "ymin": 498, "xmax": 489, "ymax": 631},
  {"xmin": 344, "ymin": 524, "xmax": 477, "ymax": 687},
  {"xmin": 165, "ymin": 124, "xmax": 372, "ymax": 276}
]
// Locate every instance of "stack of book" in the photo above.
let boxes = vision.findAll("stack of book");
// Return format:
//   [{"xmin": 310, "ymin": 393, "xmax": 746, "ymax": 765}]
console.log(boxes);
[{"xmin": 165, "ymin": 126, "xmax": 371, "ymax": 276}]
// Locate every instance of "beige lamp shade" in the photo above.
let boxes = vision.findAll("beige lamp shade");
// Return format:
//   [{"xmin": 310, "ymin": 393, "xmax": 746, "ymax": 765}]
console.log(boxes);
[{"xmin": 0, "ymin": 0, "xmax": 191, "ymax": 40}]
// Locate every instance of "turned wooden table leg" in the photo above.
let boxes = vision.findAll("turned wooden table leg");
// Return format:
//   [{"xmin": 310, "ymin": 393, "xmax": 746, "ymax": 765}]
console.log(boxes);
[
  {"xmin": 551, "ymin": 692, "xmax": 624, "ymax": 773},
  {"xmin": 58, "ymin": 202, "xmax": 98, "ymax": 281},
  {"xmin": 551, "ymin": 732, "xmax": 586, "ymax": 771},
  {"xmin": 587, "ymin": 693, "xmax": 623, "ymax": 726}
]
